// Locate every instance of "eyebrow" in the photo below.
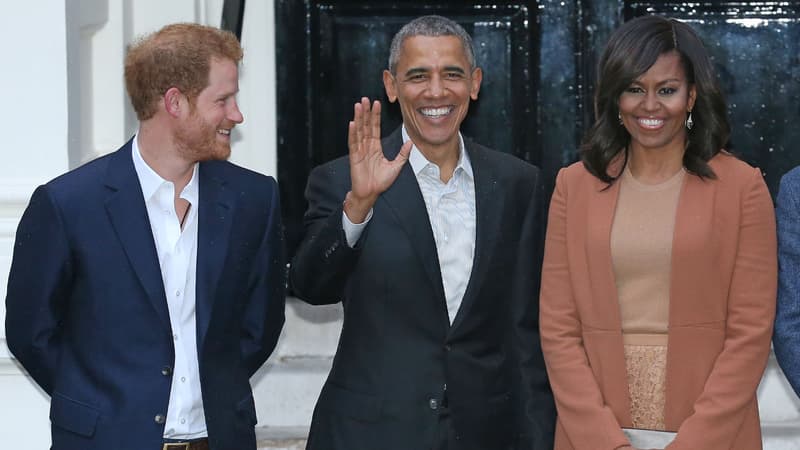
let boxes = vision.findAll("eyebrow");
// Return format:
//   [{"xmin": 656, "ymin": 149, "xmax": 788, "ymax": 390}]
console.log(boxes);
[
  {"xmin": 631, "ymin": 78, "xmax": 683, "ymax": 85},
  {"xmin": 402, "ymin": 66, "xmax": 467, "ymax": 77}
]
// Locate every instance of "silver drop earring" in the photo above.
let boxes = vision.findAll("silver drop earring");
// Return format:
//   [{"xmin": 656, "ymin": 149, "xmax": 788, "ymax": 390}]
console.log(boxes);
[
  {"xmin": 618, "ymin": 112, "xmax": 623, "ymax": 125},
  {"xmin": 686, "ymin": 111, "xmax": 694, "ymax": 130}
]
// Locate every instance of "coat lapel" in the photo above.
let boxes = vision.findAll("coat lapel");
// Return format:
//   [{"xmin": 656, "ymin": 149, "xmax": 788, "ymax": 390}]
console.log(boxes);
[
  {"xmin": 104, "ymin": 141, "xmax": 171, "ymax": 331},
  {"xmin": 585, "ymin": 162, "xmax": 625, "ymax": 328},
  {"xmin": 195, "ymin": 163, "xmax": 236, "ymax": 348},
  {"xmin": 449, "ymin": 142, "xmax": 501, "ymax": 332},
  {"xmin": 379, "ymin": 130, "xmax": 448, "ymax": 323}
]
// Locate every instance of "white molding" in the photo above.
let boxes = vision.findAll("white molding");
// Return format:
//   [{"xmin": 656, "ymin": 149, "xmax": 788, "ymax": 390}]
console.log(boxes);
[
  {"xmin": 0, "ymin": 179, "xmax": 39, "ymax": 206},
  {"xmin": 0, "ymin": 354, "xmax": 25, "ymax": 377},
  {"xmin": 256, "ymin": 426, "xmax": 309, "ymax": 441},
  {"xmin": 0, "ymin": 179, "xmax": 38, "ymax": 239}
]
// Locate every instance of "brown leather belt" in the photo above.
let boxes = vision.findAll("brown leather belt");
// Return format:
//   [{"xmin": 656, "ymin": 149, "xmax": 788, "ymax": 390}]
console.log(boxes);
[{"xmin": 162, "ymin": 438, "xmax": 209, "ymax": 450}]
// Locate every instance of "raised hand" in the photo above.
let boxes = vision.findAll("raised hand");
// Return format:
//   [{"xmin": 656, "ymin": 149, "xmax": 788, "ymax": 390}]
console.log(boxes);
[{"xmin": 344, "ymin": 97, "xmax": 412, "ymax": 223}]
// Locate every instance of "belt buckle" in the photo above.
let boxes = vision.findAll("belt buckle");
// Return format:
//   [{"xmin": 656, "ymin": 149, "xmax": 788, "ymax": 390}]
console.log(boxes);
[{"xmin": 162, "ymin": 443, "xmax": 190, "ymax": 450}]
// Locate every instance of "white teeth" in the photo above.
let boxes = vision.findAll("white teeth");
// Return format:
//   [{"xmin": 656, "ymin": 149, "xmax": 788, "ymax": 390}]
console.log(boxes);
[
  {"xmin": 420, "ymin": 106, "xmax": 452, "ymax": 117},
  {"xmin": 639, "ymin": 118, "xmax": 664, "ymax": 127},
  {"xmin": 217, "ymin": 129, "xmax": 231, "ymax": 135}
]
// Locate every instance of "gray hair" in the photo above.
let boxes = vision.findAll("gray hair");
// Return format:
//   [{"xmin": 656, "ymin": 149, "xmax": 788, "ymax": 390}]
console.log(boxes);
[{"xmin": 388, "ymin": 15, "xmax": 477, "ymax": 75}]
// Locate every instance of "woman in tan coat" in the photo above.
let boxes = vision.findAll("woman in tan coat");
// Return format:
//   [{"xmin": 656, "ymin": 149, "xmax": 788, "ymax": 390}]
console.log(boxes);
[{"xmin": 539, "ymin": 16, "xmax": 776, "ymax": 450}]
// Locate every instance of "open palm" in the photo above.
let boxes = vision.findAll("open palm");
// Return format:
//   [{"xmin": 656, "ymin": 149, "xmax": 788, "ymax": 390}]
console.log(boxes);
[{"xmin": 347, "ymin": 97, "xmax": 412, "ymax": 205}]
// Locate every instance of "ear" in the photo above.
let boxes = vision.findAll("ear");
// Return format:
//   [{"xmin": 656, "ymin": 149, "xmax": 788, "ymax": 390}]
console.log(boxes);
[
  {"xmin": 163, "ymin": 87, "xmax": 184, "ymax": 118},
  {"xmin": 383, "ymin": 70, "xmax": 397, "ymax": 103},
  {"xmin": 687, "ymin": 83, "xmax": 697, "ymax": 112},
  {"xmin": 469, "ymin": 67, "xmax": 483, "ymax": 101}
]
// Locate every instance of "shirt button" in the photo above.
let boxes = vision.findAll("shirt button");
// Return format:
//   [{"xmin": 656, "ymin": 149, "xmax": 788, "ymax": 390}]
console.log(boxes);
[
  {"xmin": 161, "ymin": 366, "xmax": 172, "ymax": 376},
  {"xmin": 181, "ymin": 377, "xmax": 186, "ymax": 383},
  {"xmin": 181, "ymin": 418, "xmax": 186, "ymax": 424},
  {"xmin": 175, "ymin": 290, "xmax": 181, "ymax": 297},
  {"xmin": 173, "ymin": 334, "xmax": 179, "ymax": 341},
  {"xmin": 428, "ymin": 398, "xmax": 439, "ymax": 410},
  {"xmin": 154, "ymin": 414, "xmax": 165, "ymax": 424}
]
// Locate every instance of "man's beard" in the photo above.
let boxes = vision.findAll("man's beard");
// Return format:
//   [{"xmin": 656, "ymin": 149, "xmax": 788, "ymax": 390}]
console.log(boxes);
[{"xmin": 174, "ymin": 110, "xmax": 231, "ymax": 162}]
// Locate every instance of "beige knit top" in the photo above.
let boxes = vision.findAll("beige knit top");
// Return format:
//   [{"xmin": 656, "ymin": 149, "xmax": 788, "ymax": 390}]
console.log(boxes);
[
  {"xmin": 611, "ymin": 164, "xmax": 685, "ymax": 345},
  {"xmin": 610, "ymin": 164, "xmax": 685, "ymax": 431}
]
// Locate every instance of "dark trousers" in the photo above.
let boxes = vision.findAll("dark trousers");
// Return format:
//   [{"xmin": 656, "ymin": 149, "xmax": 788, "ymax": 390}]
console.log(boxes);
[{"xmin": 437, "ymin": 407, "xmax": 451, "ymax": 450}]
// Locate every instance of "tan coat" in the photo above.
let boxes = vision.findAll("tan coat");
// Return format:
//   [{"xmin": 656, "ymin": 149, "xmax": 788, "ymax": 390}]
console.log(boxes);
[{"xmin": 540, "ymin": 153, "xmax": 777, "ymax": 450}]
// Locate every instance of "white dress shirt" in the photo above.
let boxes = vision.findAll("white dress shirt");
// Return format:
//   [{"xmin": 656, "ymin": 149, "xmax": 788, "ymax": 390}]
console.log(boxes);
[
  {"xmin": 132, "ymin": 135, "xmax": 207, "ymax": 439},
  {"xmin": 343, "ymin": 127, "xmax": 477, "ymax": 323}
]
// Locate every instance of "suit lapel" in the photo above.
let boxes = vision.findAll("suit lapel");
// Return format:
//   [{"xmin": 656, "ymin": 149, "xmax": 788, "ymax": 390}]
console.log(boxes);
[
  {"xmin": 668, "ymin": 172, "xmax": 713, "ymax": 323},
  {"xmin": 585, "ymin": 171, "xmax": 625, "ymax": 328},
  {"xmin": 104, "ymin": 141, "xmax": 171, "ymax": 331},
  {"xmin": 449, "ymin": 142, "xmax": 500, "ymax": 332},
  {"xmin": 195, "ymin": 163, "xmax": 236, "ymax": 348},
  {"xmin": 379, "ymin": 130, "xmax": 448, "ymax": 322}
]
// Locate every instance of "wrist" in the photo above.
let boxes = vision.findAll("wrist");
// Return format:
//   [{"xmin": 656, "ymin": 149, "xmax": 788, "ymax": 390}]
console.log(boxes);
[{"xmin": 343, "ymin": 191, "xmax": 376, "ymax": 224}]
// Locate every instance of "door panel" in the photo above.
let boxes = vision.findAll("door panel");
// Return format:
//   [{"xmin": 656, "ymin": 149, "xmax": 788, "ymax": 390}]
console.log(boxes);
[
  {"xmin": 624, "ymin": 1, "xmax": 800, "ymax": 195},
  {"xmin": 277, "ymin": 1, "xmax": 546, "ymax": 254},
  {"xmin": 277, "ymin": 0, "xmax": 800, "ymax": 252}
]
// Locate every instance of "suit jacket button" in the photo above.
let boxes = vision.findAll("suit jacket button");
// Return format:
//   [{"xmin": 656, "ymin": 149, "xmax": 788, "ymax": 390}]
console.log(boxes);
[
  {"xmin": 428, "ymin": 398, "xmax": 439, "ymax": 410},
  {"xmin": 154, "ymin": 414, "xmax": 166, "ymax": 424},
  {"xmin": 161, "ymin": 366, "xmax": 172, "ymax": 376}
]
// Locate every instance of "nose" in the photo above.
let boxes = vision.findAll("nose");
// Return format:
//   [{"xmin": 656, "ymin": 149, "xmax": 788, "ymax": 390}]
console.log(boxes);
[
  {"xmin": 642, "ymin": 91, "xmax": 660, "ymax": 112},
  {"xmin": 228, "ymin": 99, "xmax": 244, "ymax": 124},
  {"xmin": 427, "ymin": 74, "xmax": 445, "ymax": 98}
]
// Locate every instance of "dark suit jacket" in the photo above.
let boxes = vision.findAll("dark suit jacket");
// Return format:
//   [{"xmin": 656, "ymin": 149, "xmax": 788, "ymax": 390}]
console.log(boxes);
[
  {"xmin": 290, "ymin": 128, "xmax": 556, "ymax": 450},
  {"xmin": 5, "ymin": 140, "xmax": 286, "ymax": 450}
]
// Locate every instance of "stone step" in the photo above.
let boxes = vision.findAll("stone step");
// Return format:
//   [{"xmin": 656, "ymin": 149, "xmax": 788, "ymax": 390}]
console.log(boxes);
[{"xmin": 256, "ymin": 426, "xmax": 308, "ymax": 450}]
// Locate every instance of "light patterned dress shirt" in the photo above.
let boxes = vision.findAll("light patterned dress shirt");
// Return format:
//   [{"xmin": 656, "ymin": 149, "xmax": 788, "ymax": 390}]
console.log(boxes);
[{"xmin": 343, "ymin": 127, "xmax": 476, "ymax": 323}]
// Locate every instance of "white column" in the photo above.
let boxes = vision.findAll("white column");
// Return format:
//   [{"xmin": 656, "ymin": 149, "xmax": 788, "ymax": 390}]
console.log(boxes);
[{"xmin": 0, "ymin": 2, "xmax": 73, "ymax": 447}]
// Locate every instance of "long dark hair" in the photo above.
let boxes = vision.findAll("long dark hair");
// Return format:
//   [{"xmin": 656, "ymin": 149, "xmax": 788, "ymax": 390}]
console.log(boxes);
[{"xmin": 581, "ymin": 15, "xmax": 730, "ymax": 183}]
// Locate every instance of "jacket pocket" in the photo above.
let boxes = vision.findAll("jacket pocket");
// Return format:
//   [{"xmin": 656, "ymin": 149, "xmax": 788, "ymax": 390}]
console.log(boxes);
[
  {"xmin": 236, "ymin": 393, "xmax": 258, "ymax": 426},
  {"xmin": 317, "ymin": 383, "xmax": 382, "ymax": 422},
  {"xmin": 50, "ymin": 392, "xmax": 100, "ymax": 437}
]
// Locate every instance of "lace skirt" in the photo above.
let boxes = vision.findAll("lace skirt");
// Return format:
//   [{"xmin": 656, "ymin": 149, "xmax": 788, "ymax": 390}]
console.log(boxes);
[{"xmin": 623, "ymin": 344, "xmax": 667, "ymax": 430}]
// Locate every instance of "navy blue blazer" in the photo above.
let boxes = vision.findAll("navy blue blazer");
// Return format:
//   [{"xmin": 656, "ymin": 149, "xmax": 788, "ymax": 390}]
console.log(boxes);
[
  {"xmin": 5, "ymin": 140, "xmax": 286, "ymax": 450},
  {"xmin": 775, "ymin": 165, "xmax": 800, "ymax": 397}
]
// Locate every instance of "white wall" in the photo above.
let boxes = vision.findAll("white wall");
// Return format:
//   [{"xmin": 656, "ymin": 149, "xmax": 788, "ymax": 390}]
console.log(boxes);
[
  {"xmin": 1, "ymin": 1, "xmax": 799, "ymax": 449},
  {"xmin": 0, "ymin": 1, "xmax": 302, "ymax": 448},
  {"xmin": 1, "ymin": 3, "xmax": 78, "ymax": 448}
]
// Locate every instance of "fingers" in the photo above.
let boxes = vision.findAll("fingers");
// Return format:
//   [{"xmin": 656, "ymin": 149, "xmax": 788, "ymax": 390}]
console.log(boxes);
[
  {"xmin": 391, "ymin": 139, "xmax": 413, "ymax": 168},
  {"xmin": 359, "ymin": 97, "xmax": 370, "ymax": 143},
  {"xmin": 370, "ymin": 100, "xmax": 382, "ymax": 141},
  {"xmin": 353, "ymin": 101, "xmax": 364, "ymax": 146},
  {"xmin": 347, "ymin": 120, "xmax": 357, "ymax": 155}
]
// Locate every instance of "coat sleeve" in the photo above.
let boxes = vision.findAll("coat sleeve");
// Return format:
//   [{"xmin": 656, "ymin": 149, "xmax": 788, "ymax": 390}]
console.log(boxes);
[
  {"xmin": 5, "ymin": 185, "xmax": 74, "ymax": 394},
  {"xmin": 774, "ymin": 169, "xmax": 800, "ymax": 396},
  {"xmin": 289, "ymin": 162, "xmax": 362, "ymax": 305},
  {"xmin": 539, "ymin": 169, "xmax": 632, "ymax": 449},
  {"xmin": 512, "ymin": 169, "xmax": 557, "ymax": 449},
  {"xmin": 240, "ymin": 178, "xmax": 287, "ymax": 377},
  {"xmin": 667, "ymin": 167, "xmax": 777, "ymax": 449}
]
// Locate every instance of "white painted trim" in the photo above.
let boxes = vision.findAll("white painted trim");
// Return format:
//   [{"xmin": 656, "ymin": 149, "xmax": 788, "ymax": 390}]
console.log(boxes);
[
  {"xmin": 256, "ymin": 426, "xmax": 309, "ymax": 441},
  {"xmin": 0, "ymin": 355, "xmax": 25, "ymax": 377},
  {"xmin": 0, "ymin": 179, "xmax": 39, "ymax": 207},
  {"xmin": 0, "ymin": 179, "xmax": 39, "ymax": 238}
]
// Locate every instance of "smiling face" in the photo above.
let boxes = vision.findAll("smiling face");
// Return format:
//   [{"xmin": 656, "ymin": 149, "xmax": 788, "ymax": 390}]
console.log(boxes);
[
  {"xmin": 383, "ymin": 35, "xmax": 482, "ymax": 156},
  {"xmin": 618, "ymin": 50, "xmax": 696, "ymax": 157},
  {"xmin": 175, "ymin": 57, "xmax": 243, "ymax": 162}
]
